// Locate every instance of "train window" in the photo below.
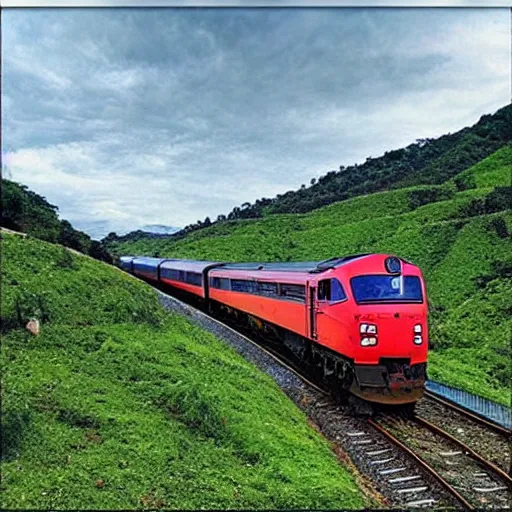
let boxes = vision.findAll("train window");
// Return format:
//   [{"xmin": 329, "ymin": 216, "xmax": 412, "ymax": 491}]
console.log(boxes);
[
  {"xmin": 231, "ymin": 279, "xmax": 258, "ymax": 294},
  {"xmin": 331, "ymin": 279, "xmax": 347, "ymax": 302},
  {"xmin": 162, "ymin": 268, "xmax": 179, "ymax": 281},
  {"xmin": 178, "ymin": 270, "xmax": 186, "ymax": 282},
  {"xmin": 257, "ymin": 282, "xmax": 278, "ymax": 297},
  {"xmin": 318, "ymin": 280, "xmax": 330, "ymax": 301},
  {"xmin": 351, "ymin": 275, "xmax": 423, "ymax": 303},
  {"xmin": 279, "ymin": 283, "xmax": 306, "ymax": 303},
  {"xmin": 318, "ymin": 279, "xmax": 347, "ymax": 302},
  {"xmin": 185, "ymin": 272, "xmax": 202, "ymax": 286},
  {"xmin": 211, "ymin": 277, "xmax": 230, "ymax": 290}
]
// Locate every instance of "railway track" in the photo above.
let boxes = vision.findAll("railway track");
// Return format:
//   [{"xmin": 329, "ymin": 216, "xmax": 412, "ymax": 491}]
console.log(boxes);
[
  {"xmin": 423, "ymin": 390, "xmax": 511, "ymax": 437},
  {"xmin": 148, "ymin": 281, "xmax": 511, "ymax": 509},
  {"xmin": 371, "ymin": 413, "xmax": 511, "ymax": 510}
]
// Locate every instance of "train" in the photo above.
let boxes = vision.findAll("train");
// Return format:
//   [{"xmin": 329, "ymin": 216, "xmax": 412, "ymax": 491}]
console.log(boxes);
[{"xmin": 119, "ymin": 253, "xmax": 428, "ymax": 408}]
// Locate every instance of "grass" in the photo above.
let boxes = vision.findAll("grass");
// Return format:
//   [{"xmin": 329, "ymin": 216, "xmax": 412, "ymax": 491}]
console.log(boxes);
[
  {"xmin": 1, "ymin": 232, "xmax": 367, "ymax": 509},
  {"xmin": 109, "ymin": 148, "xmax": 512, "ymax": 406},
  {"xmin": 451, "ymin": 144, "xmax": 512, "ymax": 190}
]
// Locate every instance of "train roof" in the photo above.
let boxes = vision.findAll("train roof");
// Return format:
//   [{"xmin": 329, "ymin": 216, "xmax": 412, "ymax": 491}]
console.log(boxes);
[
  {"xmin": 121, "ymin": 254, "xmax": 413, "ymax": 274},
  {"xmin": 220, "ymin": 254, "xmax": 371, "ymax": 273}
]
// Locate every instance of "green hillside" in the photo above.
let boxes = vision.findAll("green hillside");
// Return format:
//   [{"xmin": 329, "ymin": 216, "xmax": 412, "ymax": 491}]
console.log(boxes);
[
  {"xmin": 108, "ymin": 147, "xmax": 512, "ymax": 406},
  {"xmin": 1, "ymin": 179, "xmax": 111, "ymax": 262},
  {"xmin": 0, "ymin": 232, "xmax": 366, "ymax": 509}
]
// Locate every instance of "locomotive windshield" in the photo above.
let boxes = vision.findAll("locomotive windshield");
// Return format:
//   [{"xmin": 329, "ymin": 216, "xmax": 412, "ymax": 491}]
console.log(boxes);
[{"xmin": 351, "ymin": 275, "xmax": 423, "ymax": 304}]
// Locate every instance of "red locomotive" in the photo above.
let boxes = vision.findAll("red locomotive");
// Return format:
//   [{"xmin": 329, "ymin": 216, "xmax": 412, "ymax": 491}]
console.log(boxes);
[{"xmin": 120, "ymin": 254, "xmax": 428, "ymax": 406}]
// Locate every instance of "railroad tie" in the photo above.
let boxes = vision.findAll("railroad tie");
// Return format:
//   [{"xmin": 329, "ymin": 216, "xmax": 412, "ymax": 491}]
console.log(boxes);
[
  {"xmin": 473, "ymin": 486, "xmax": 509, "ymax": 493},
  {"xmin": 379, "ymin": 467, "xmax": 406, "ymax": 475},
  {"xmin": 396, "ymin": 486, "xmax": 429, "ymax": 494},
  {"xmin": 388, "ymin": 475, "xmax": 422, "ymax": 484},
  {"xmin": 473, "ymin": 472, "xmax": 488, "ymax": 477},
  {"xmin": 370, "ymin": 457, "xmax": 395, "ymax": 465},
  {"xmin": 353, "ymin": 439, "xmax": 373, "ymax": 445},
  {"xmin": 439, "ymin": 451, "xmax": 462, "ymax": 457},
  {"xmin": 366, "ymin": 448, "xmax": 392, "ymax": 456},
  {"xmin": 406, "ymin": 499, "xmax": 437, "ymax": 508},
  {"xmin": 347, "ymin": 432, "xmax": 367, "ymax": 437}
]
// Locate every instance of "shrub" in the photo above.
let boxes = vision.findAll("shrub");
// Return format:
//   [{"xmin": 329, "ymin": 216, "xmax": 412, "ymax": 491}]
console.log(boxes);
[
  {"xmin": 55, "ymin": 247, "xmax": 76, "ymax": 269},
  {"xmin": 484, "ymin": 186, "xmax": 512, "ymax": 214},
  {"xmin": 408, "ymin": 185, "xmax": 454, "ymax": 210},
  {"xmin": 459, "ymin": 198, "xmax": 486, "ymax": 218},
  {"xmin": 487, "ymin": 216, "xmax": 509, "ymax": 239},
  {"xmin": 454, "ymin": 173, "xmax": 477, "ymax": 191}
]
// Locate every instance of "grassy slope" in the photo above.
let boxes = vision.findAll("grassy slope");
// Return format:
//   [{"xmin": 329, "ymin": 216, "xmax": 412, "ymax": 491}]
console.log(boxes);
[
  {"xmin": 1, "ymin": 233, "xmax": 366, "ymax": 509},
  {"xmin": 451, "ymin": 145, "xmax": 512, "ymax": 189},
  {"xmin": 109, "ymin": 148, "xmax": 512, "ymax": 406}
]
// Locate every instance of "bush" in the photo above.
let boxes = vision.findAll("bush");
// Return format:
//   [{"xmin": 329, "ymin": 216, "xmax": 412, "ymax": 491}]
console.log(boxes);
[
  {"xmin": 454, "ymin": 173, "xmax": 477, "ymax": 191},
  {"xmin": 55, "ymin": 248, "xmax": 76, "ymax": 269},
  {"xmin": 88, "ymin": 240, "xmax": 113, "ymax": 263},
  {"xmin": 484, "ymin": 187, "xmax": 512, "ymax": 214},
  {"xmin": 13, "ymin": 290, "xmax": 51, "ymax": 327},
  {"xmin": 408, "ymin": 185, "xmax": 454, "ymax": 210},
  {"xmin": 459, "ymin": 198, "xmax": 486, "ymax": 218},
  {"xmin": 487, "ymin": 216, "xmax": 509, "ymax": 239}
]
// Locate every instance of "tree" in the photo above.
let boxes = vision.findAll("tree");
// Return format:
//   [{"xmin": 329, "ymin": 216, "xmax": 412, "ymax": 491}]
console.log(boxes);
[
  {"xmin": 89, "ymin": 240, "xmax": 113, "ymax": 263},
  {"xmin": 58, "ymin": 220, "xmax": 91, "ymax": 254}
]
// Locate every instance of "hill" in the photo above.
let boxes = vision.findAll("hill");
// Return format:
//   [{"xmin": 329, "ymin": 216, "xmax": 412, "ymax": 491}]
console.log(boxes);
[
  {"xmin": 107, "ymin": 146, "xmax": 512, "ymax": 406},
  {"xmin": 0, "ymin": 232, "xmax": 366, "ymax": 509},
  {"xmin": 1, "ymin": 179, "xmax": 112, "ymax": 262},
  {"xmin": 109, "ymin": 103, "xmax": 510, "ymax": 243}
]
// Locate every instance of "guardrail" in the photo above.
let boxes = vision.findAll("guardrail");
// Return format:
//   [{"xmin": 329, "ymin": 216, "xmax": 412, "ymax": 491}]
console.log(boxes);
[{"xmin": 426, "ymin": 380, "xmax": 511, "ymax": 430}]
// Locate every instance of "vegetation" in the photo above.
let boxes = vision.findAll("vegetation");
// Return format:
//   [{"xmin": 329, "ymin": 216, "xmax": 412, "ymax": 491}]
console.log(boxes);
[
  {"xmin": 108, "ymin": 147, "xmax": 512, "ymax": 405},
  {"xmin": 1, "ymin": 179, "xmax": 112, "ymax": 263},
  {"xmin": 1, "ymin": 233, "xmax": 367, "ymax": 509},
  {"xmin": 109, "ymin": 104, "xmax": 510, "ymax": 240}
]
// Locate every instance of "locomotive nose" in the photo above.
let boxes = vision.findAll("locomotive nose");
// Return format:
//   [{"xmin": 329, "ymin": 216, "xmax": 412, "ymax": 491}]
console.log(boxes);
[{"xmin": 354, "ymin": 309, "xmax": 428, "ymax": 366}]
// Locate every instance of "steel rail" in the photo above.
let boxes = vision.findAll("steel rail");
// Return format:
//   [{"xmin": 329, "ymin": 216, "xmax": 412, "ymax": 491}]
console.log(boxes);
[
  {"xmin": 368, "ymin": 417, "xmax": 475, "ymax": 510},
  {"xmin": 424, "ymin": 390, "xmax": 511, "ymax": 438},
  {"xmin": 414, "ymin": 415, "xmax": 512, "ymax": 484}
]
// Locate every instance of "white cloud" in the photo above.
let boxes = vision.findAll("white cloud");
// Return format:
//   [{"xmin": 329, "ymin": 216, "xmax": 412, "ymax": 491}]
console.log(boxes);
[{"xmin": 2, "ymin": 8, "xmax": 510, "ymax": 239}]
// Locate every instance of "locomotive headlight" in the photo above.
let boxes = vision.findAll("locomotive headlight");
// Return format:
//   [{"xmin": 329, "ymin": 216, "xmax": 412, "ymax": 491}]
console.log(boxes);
[
  {"xmin": 361, "ymin": 337, "xmax": 377, "ymax": 347},
  {"xmin": 413, "ymin": 335, "xmax": 423, "ymax": 345},
  {"xmin": 385, "ymin": 256, "xmax": 401, "ymax": 274},
  {"xmin": 360, "ymin": 323, "xmax": 377, "ymax": 334},
  {"xmin": 414, "ymin": 324, "xmax": 422, "ymax": 333}
]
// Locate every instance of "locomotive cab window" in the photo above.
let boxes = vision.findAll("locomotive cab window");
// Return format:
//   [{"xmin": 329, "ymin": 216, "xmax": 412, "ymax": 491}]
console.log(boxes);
[
  {"xmin": 318, "ymin": 278, "xmax": 347, "ymax": 303},
  {"xmin": 351, "ymin": 275, "xmax": 423, "ymax": 303}
]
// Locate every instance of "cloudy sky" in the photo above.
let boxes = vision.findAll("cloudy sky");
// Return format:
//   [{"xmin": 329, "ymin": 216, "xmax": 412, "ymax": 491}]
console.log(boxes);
[{"xmin": 3, "ymin": 8, "xmax": 510, "ymax": 239}]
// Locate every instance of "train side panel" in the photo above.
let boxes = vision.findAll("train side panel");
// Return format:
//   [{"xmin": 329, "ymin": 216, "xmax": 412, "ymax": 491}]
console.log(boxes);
[
  {"xmin": 132, "ymin": 257, "xmax": 163, "ymax": 281},
  {"xmin": 209, "ymin": 288, "xmax": 308, "ymax": 337},
  {"xmin": 160, "ymin": 277, "xmax": 205, "ymax": 298}
]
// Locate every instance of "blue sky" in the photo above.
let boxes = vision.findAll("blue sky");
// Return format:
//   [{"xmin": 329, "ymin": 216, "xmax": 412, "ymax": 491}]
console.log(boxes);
[{"xmin": 2, "ymin": 8, "xmax": 510, "ymax": 238}]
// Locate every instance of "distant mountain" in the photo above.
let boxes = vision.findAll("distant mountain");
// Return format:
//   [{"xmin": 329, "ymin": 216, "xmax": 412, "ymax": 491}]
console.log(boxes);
[{"xmin": 142, "ymin": 224, "xmax": 181, "ymax": 235}]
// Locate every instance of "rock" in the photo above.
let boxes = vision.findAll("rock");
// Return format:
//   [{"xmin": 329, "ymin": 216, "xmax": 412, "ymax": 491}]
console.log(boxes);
[{"xmin": 26, "ymin": 318, "xmax": 40, "ymax": 336}]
